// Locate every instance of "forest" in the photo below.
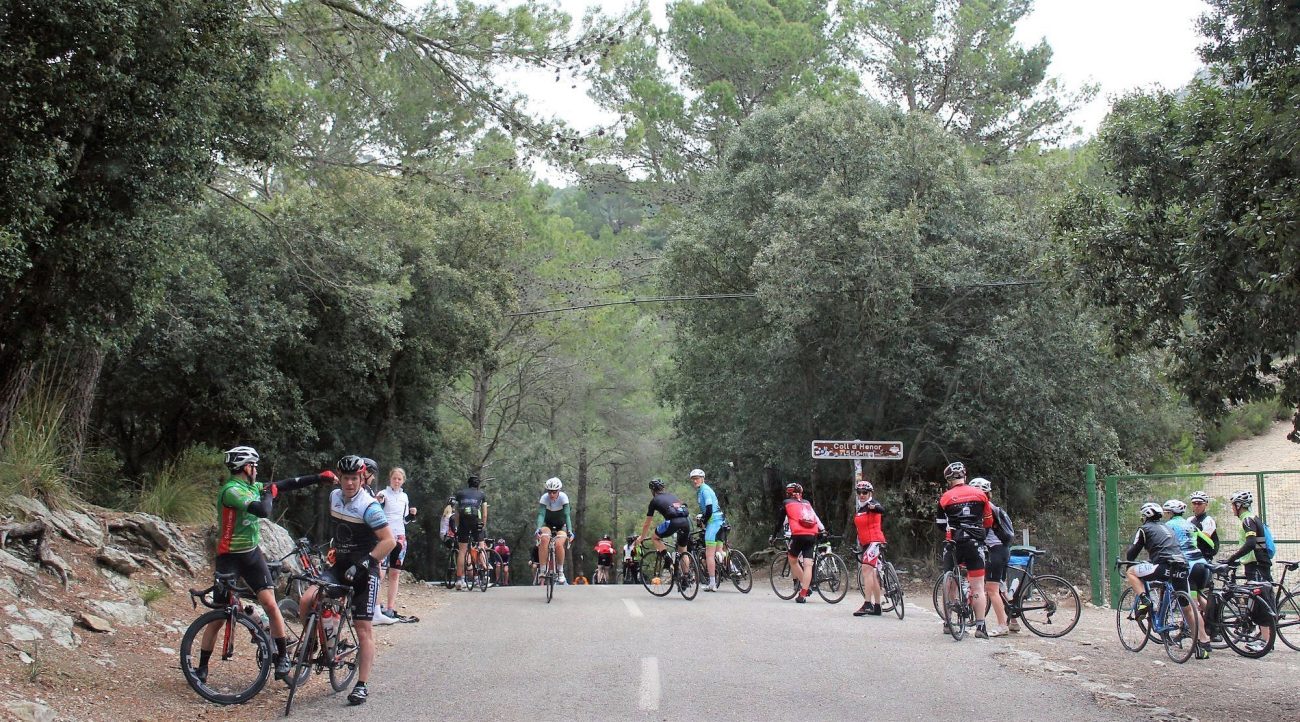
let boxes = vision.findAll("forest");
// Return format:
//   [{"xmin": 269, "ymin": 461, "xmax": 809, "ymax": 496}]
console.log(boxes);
[{"xmin": 2, "ymin": 0, "xmax": 1297, "ymax": 581}]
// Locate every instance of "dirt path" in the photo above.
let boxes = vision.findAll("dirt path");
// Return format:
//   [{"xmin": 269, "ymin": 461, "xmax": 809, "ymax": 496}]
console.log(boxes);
[
  {"xmin": 1199, "ymin": 420, "xmax": 1300, "ymax": 475},
  {"xmin": 1196, "ymin": 420, "xmax": 1300, "ymax": 549}
]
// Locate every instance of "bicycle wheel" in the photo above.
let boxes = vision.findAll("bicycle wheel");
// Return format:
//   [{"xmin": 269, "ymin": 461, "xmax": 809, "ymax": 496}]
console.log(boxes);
[
  {"xmin": 883, "ymin": 562, "xmax": 905, "ymax": 619},
  {"xmin": 769, "ymin": 555, "xmax": 798, "ymax": 600},
  {"xmin": 678, "ymin": 552, "xmax": 700, "ymax": 600},
  {"xmin": 1017, "ymin": 574, "xmax": 1081, "ymax": 638},
  {"xmin": 931, "ymin": 574, "xmax": 945, "ymax": 620},
  {"xmin": 940, "ymin": 572, "xmax": 965, "ymax": 641},
  {"xmin": 1115, "ymin": 587, "xmax": 1150, "ymax": 652},
  {"xmin": 814, "ymin": 553, "xmax": 849, "ymax": 604},
  {"xmin": 1273, "ymin": 589, "xmax": 1300, "ymax": 651},
  {"xmin": 180, "ymin": 609, "xmax": 272, "ymax": 705},
  {"xmin": 328, "ymin": 613, "xmax": 359, "ymax": 692},
  {"xmin": 1161, "ymin": 590, "xmax": 1199, "ymax": 664},
  {"xmin": 1219, "ymin": 592, "xmax": 1273, "ymax": 658},
  {"xmin": 284, "ymin": 613, "xmax": 317, "ymax": 716},
  {"xmin": 641, "ymin": 551, "xmax": 674, "ymax": 597},
  {"xmin": 721, "ymin": 549, "xmax": 752, "ymax": 593}
]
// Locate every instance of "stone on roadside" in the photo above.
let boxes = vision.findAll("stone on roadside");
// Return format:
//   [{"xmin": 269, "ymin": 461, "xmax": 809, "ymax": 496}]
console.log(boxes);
[
  {"xmin": 96, "ymin": 546, "xmax": 141, "ymax": 576},
  {"xmin": 0, "ymin": 549, "xmax": 35, "ymax": 578},
  {"xmin": 3, "ymin": 700, "xmax": 56, "ymax": 722},
  {"xmin": 88, "ymin": 599, "xmax": 150, "ymax": 626},
  {"xmin": 7, "ymin": 623, "xmax": 43, "ymax": 642},
  {"xmin": 78, "ymin": 612, "xmax": 114, "ymax": 633}
]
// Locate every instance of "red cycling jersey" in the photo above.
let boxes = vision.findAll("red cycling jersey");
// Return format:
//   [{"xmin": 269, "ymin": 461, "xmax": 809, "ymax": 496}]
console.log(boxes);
[
  {"xmin": 784, "ymin": 498, "xmax": 820, "ymax": 536},
  {"xmin": 938, "ymin": 484, "xmax": 992, "ymax": 541},
  {"xmin": 854, "ymin": 499, "xmax": 886, "ymax": 545},
  {"xmin": 594, "ymin": 540, "xmax": 614, "ymax": 555}
]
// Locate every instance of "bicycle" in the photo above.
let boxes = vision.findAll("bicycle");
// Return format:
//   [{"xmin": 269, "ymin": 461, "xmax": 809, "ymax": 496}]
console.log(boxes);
[
  {"xmin": 621, "ymin": 553, "xmax": 641, "ymax": 584},
  {"xmin": 440, "ymin": 536, "xmax": 457, "ymax": 589},
  {"xmin": 462, "ymin": 541, "xmax": 492, "ymax": 592},
  {"xmin": 686, "ymin": 524, "xmax": 753, "ymax": 593},
  {"xmin": 1202, "ymin": 561, "xmax": 1276, "ymax": 658},
  {"xmin": 853, "ymin": 543, "xmax": 904, "ymax": 619},
  {"xmin": 179, "ymin": 570, "xmax": 278, "ymax": 705},
  {"xmin": 1115, "ymin": 560, "xmax": 1200, "ymax": 664},
  {"xmin": 282, "ymin": 572, "xmax": 360, "ymax": 716},
  {"xmin": 639, "ymin": 540, "xmax": 700, "ymax": 600},
  {"xmin": 937, "ymin": 551, "xmax": 975, "ymax": 641},
  {"xmin": 538, "ymin": 536, "xmax": 570, "ymax": 603},
  {"xmin": 1261, "ymin": 558, "xmax": 1300, "ymax": 651},
  {"xmin": 998, "ymin": 547, "xmax": 1081, "ymax": 637},
  {"xmin": 278, "ymin": 538, "xmax": 328, "ymax": 621},
  {"xmin": 768, "ymin": 535, "xmax": 850, "ymax": 604}
]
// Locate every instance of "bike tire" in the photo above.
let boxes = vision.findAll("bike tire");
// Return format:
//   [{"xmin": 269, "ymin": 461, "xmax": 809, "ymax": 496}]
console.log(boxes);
[
  {"xmin": 1115, "ymin": 587, "xmax": 1150, "ymax": 652},
  {"xmin": 1017, "ymin": 574, "xmax": 1081, "ymax": 638},
  {"xmin": 1162, "ymin": 590, "xmax": 1199, "ymax": 664},
  {"xmin": 883, "ymin": 562, "xmax": 905, "ymax": 620},
  {"xmin": 641, "ymin": 551, "xmax": 674, "ymax": 597},
  {"xmin": 284, "ymin": 613, "xmax": 317, "ymax": 716},
  {"xmin": 678, "ymin": 552, "xmax": 700, "ymax": 601},
  {"xmin": 1273, "ymin": 589, "xmax": 1300, "ymax": 651},
  {"xmin": 769, "ymin": 555, "xmax": 798, "ymax": 600},
  {"xmin": 931, "ymin": 574, "xmax": 944, "ymax": 620},
  {"xmin": 1219, "ymin": 591, "xmax": 1273, "ymax": 659},
  {"xmin": 722, "ymin": 549, "xmax": 752, "ymax": 593},
  {"xmin": 815, "ymin": 553, "xmax": 850, "ymax": 604},
  {"xmin": 328, "ymin": 612, "xmax": 359, "ymax": 692},
  {"xmin": 940, "ymin": 571, "xmax": 965, "ymax": 641},
  {"xmin": 180, "ymin": 608, "xmax": 272, "ymax": 706}
]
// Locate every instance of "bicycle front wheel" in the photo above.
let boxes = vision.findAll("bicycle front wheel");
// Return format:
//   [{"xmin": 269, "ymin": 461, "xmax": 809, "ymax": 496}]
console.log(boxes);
[
  {"xmin": 329, "ymin": 613, "xmax": 359, "ymax": 692},
  {"xmin": 1115, "ymin": 587, "xmax": 1149, "ymax": 652},
  {"xmin": 678, "ymin": 552, "xmax": 700, "ymax": 600},
  {"xmin": 814, "ymin": 553, "xmax": 849, "ymax": 604},
  {"xmin": 1161, "ymin": 590, "xmax": 1199, "ymax": 664},
  {"xmin": 284, "ymin": 613, "xmax": 317, "ymax": 716},
  {"xmin": 882, "ymin": 562, "xmax": 905, "ymax": 620},
  {"xmin": 931, "ymin": 574, "xmax": 945, "ymax": 620},
  {"xmin": 641, "ymin": 551, "xmax": 674, "ymax": 597},
  {"xmin": 180, "ymin": 609, "xmax": 272, "ymax": 706},
  {"xmin": 1018, "ymin": 574, "xmax": 1081, "ymax": 638},
  {"xmin": 722, "ymin": 549, "xmax": 752, "ymax": 593},
  {"xmin": 1272, "ymin": 589, "xmax": 1300, "ymax": 651},
  {"xmin": 940, "ymin": 572, "xmax": 966, "ymax": 641},
  {"xmin": 770, "ymin": 555, "xmax": 799, "ymax": 600}
]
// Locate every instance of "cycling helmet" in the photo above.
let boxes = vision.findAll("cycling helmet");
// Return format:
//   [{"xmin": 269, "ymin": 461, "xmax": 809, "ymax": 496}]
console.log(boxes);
[
  {"xmin": 496, "ymin": 538, "xmax": 505, "ymax": 545},
  {"xmin": 1163, "ymin": 499, "xmax": 1186, "ymax": 515},
  {"xmin": 968, "ymin": 477, "xmax": 992, "ymax": 493},
  {"xmin": 943, "ymin": 461, "xmax": 967, "ymax": 481},
  {"xmin": 854, "ymin": 481, "xmax": 873, "ymax": 493},
  {"xmin": 361, "ymin": 457, "xmax": 378, "ymax": 476},
  {"xmin": 1189, "ymin": 491, "xmax": 1210, "ymax": 504},
  {"xmin": 467, "ymin": 475, "xmax": 481, "ymax": 488},
  {"xmin": 447, "ymin": 496, "xmax": 456, "ymax": 504},
  {"xmin": 1230, "ymin": 490, "xmax": 1253, "ymax": 508},
  {"xmin": 1140, "ymin": 502, "xmax": 1163, "ymax": 521},
  {"xmin": 649, "ymin": 478, "xmax": 666, "ymax": 492},
  {"xmin": 223, "ymin": 446, "xmax": 260, "ymax": 472},
  {"xmin": 784, "ymin": 482, "xmax": 803, "ymax": 497},
  {"xmin": 626, "ymin": 535, "xmax": 636, "ymax": 543},
  {"xmin": 689, "ymin": 468, "xmax": 706, "ymax": 478},
  {"xmin": 544, "ymin": 477, "xmax": 563, "ymax": 491},
  {"xmin": 602, "ymin": 534, "xmax": 611, "ymax": 540},
  {"xmin": 336, "ymin": 454, "xmax": 366, "ymax": 473}
]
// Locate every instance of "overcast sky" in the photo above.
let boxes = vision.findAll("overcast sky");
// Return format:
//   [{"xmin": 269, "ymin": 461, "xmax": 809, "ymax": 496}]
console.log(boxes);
[{"xmin": 490, "ymin": 0, "xmax": 1210, "ymax": 141}]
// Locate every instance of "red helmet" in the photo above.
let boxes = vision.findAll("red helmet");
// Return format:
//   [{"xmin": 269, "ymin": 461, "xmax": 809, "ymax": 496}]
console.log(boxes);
[{"xmin": 784, "ymin": 482, "xmax": 803, "ymax": 497}]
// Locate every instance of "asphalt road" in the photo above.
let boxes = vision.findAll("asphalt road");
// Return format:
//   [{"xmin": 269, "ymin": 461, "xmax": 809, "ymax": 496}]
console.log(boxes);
[{"xmin": 289, "ymin": 581, "xmax": 1126, "ymax": 721}]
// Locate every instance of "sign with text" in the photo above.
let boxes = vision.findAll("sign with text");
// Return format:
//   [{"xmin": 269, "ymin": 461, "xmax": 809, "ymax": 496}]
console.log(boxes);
[{"xmin": 811, "ymin": 440, "xmax": 904, "ymax": 460}]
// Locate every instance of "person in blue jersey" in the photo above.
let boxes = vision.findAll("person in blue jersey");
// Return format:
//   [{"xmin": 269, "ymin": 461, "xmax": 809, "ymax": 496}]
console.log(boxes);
[
  {"xmin": 1163, "ymin": 499, "xmax": 1212, "ymax": 659},
  {"xmin": 690, "ymin": 469, "xmax": 725, "ymax": 592}
]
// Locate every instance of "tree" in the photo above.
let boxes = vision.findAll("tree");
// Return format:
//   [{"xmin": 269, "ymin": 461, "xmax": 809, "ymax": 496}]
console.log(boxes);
[
  {"xmin": 1056, "ymin": 0, "xmax": 1300, "ymax": 428},
  {"xmin": 838, "ymin": 0, "xmax": 1095, "ymax": 159}
]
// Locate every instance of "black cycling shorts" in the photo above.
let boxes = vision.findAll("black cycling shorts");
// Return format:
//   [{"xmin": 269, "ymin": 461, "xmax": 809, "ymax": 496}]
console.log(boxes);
[
  {"xmin": 597, "ymin": 553, "xmax": 614, "ymax": 567},
  {"xmin": 943, "ymin": 540, "xmax": 986, "ymax": 575},
  {"xmin": 654, "ymin": 517, "xmax": 691, "ymax": 548},
  {"xmin": 984, "ymin": 544, "xmax": 1008, "ymax": 584},
  {"xmin": 216, "ymin": 548, "xmax": 274, "ymax": 594},
  {"xmin": 788, "ymin": 535, "xmax": 817, "ymax": 560},
  {"xmin": 1189, "ymin": 563, "xmax": 1212, "ymax": 592},
  {"xmin": 456, "ymin": 517, "xmax": 484, "ymax": 543},
  {"xmin": 1133, "ymin": 562, "xmax": 1191, "ymax": 595},
  {"xmin": 322, "ymin": 557, "xmax": 381, "ymax": 622}
]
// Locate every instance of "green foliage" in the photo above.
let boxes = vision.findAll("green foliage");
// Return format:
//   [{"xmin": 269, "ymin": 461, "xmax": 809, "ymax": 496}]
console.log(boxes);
[
  {"xmin": 137, "ymin": 446, "xmax": 223, "ymax": 524},
  {"xmin": 0, "ymin": 376, "xmax": 73, "ymax": 509},
  {"xmin": 140, "ymin": 584, "xmax": 168, "ymax": 607}
]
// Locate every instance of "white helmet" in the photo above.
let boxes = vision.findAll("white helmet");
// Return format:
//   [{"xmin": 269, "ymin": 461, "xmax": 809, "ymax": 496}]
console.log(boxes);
[
  {"xmin": 1189, "ymin": 491, "xmax": 1209, "ymax": 504},
  {"xmin": 1162, "ymin": 499, "xmax": 1186, "ymax": 515},
  {"xmin": 689, "ymin": 468, "xmax": 706, "ymax": 478},
  {"xmin": 968, "ymin": 477, "xmax": 992, "ymax": 493},
  {"xmin": 1140, "ymin": 502, "xmax": 1163, "ymax": 521},
  {"xmin": 1230, "ymin": 490, "xmax": 1253, "ymax": 508},
  {"xmin": 224, "ymin": 446, "xmax": 260, "ymax": 472},
  {"xmin": 544, "ymin": 477, "xmax": 563, "ymax": 491}
]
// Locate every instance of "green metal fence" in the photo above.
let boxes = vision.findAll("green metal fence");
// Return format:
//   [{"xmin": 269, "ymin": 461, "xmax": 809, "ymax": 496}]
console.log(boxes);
[{"xmin": 1087, "ymin": 465, "xmax": 1300, "ymax": 607}]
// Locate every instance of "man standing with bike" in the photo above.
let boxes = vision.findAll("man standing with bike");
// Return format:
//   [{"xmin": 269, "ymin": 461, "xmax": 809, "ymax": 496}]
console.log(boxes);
[
  {"xmin": 690, "ymin": 469, "xmax": 726, "ymax": 592},
  {"xmin": 773, "ymin": 482, "xmax": 824, "ymax": 604},
  {"xmin": 852, "ymin": 480, "xmax": 886, "ymax": 616},
  {"xmin": 969, "ymin": 477, "xmax": 1014, "ymax": 636},
  {"xmin": 1224, "ymin": 490, "xmax": 1276, "ymax": 654},
  {"xmin": 633, "ymin": 478, "xmax": 693, "ymax": 567},
  {"xmin": 1122, "ymin": 502, "xmax": 1210, "ymax": 658},
  {"xmin": 454, "ymin": 475, "xmax": 489, "ymax": 590},
  {"xmin": 938, "ymin": 462, "xmax": 992, "ymax": 638}
]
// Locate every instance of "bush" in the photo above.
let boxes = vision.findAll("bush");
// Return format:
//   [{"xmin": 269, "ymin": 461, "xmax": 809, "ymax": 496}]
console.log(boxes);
[
  {"xmin": 0, "ymin": 380, "xmax": 75, "ymax": 509},
  {"xmin": 140, "ymin": 584, "xmax": 168, "ymax": 607},
  {"xmin": 137, "ymin": 445, "xmax": 222, "ymax": 524}
]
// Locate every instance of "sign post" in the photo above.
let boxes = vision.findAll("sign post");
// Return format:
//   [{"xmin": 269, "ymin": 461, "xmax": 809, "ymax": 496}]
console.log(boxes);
[{"xmin": 811, "ymin": 440, "xmax": 904, "ymax": 481}]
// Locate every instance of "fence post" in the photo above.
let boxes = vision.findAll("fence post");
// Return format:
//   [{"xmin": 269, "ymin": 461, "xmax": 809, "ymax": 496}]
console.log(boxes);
[
  {"xmin": 1085, "ymin": 464, "xmax": 1102, "ymax": 606},
  {"xmin": 1105, "ymin": 474, "xmax": 1120, "ymax": 608},
  {"xmin": 1257, "ymin": 472, "xmax": 1268, "ymax": 524}
]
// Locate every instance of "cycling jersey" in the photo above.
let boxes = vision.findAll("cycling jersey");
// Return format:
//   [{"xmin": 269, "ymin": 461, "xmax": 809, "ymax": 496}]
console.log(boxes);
[
  {"xmin": 493, "ymin": 544, "xmax": 510, "ymax": 562},
  {"xmin": 853, "ymin": 498, "xmax": 885, "ymax": 546},
  {"xmin": 439, "ymin": 504, "xmax": 454, "ymax": 538},
  {"xmin": 1125, "ymin": 521, "xmax": 1185, "ymax": 567},
  {"xmin": 783, "ymin": 498, "xmax": 821, "ymax": 536},
  {"xmin": 1166, "ymin": 516, "xmax": 1205, "ymax": 565},
  {"xmin": 1190, "ymin": 512, "xmax": 1218, "ymax": 558},
  {"xmin": 537, "ymin": 491, "xmax": 571, "ymax": 531},
  {"xmin": 1230, "ymin": 514, "xmax": 1272, "ymax": 566},
  {"xmin": 938, "ymin": 484, "xmax": 992, "ymax": 542},
  {"xmin": 217, "ymin": 477, "xmax": 268, "ymax": 554},
  {"xmin": 647, "ymin": 492, "xmax": 691, "ymax": 520},
  {"xmin": 330, "ymin": 487, "xmax": 388, "ymax": 559},
  {"xmin": 378, "ymin": 487, "xmax": 410, "ymax": 536},
  {"xmin": 454, "ymin": 487, "xmax": 487, "ymax": 524},
  {"xmin": 696, "ymin": 483, "xmax": 723, "ymax": 523},
  {"xmin": 594, "ymin": 540, "xmax": 614, "ymax": 555}
]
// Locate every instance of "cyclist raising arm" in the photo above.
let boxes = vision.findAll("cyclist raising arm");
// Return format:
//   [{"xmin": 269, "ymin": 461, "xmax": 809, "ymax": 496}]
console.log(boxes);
[{"xmin": 537, "ymin": 477, "xmax": 573, "ymax": 584}]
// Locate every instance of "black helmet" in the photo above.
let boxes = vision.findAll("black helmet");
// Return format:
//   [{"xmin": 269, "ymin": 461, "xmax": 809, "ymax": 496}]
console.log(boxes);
[
  {"xmin": 336, "ymin": 455, "xmax": 366, "ymax": 473},
  {"xmin": 361, "ymin": 457, "xmax": 378, "ymax": 476},
  {"xmin": 468, "ymin": 475, "xmax": 481, "ymax": 488},
  {"xmin": 626, "ymin": 535, "xmax": 636, "ymax": 542},
  {"xmin": 649, "ymin": 478, "xmax": 666, "ymax": 492}
]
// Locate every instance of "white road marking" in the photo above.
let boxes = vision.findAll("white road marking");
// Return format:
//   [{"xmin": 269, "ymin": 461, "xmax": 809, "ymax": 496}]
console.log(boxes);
[
  {"xmin": 623, "ymin": 598, "xmax": 644, "ymax": 618},
  {"xmin": 639, "ymin": 657, "xmax": 660, "ymax": 711}
]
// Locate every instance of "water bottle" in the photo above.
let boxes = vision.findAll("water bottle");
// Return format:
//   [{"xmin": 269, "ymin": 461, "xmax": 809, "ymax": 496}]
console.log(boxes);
[
  {"xmin": 322, "ymin": 608, "xmax": 339, "ymax": 654},
  {"xmin": 246, "ymin": 605, "xmax": 270, "ymax": 632},
  {"xmin": 1008, "ymin": 575, "xmax": 1021, "ymax": 598}
]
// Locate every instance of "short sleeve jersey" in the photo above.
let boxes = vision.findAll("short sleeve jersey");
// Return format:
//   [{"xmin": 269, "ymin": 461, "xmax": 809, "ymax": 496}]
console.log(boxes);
[
  {"xmin": 1239, "ymin": 514, "xmax": 1271, "ymax": 565},
  {"xmin": 218, "ymin": 477, "xmax": 264, "ymax": 554},
  {"xmin": 330, "ymin": 488, "xmax": 388, "ymax": 558},
  {"xmin": 1132, "ymin": 521, "xmax": 1185, "ymax": 566},
  {"xmin": 938, "ymin": 485, "xmax": 992, "ymax": 541},
  {"xmin": 454, "ymin": 488, "xmax": 487, "ymax": 522},
  {"xmin": 379, "ymin": 487, "xmax": 410, "ymax": 536},
  {"xmin": 647, "ymin": 492, "xmax": 690, "ymax": 520},
  {"xmin": 697, "ymin": 483, "xmax": 723, "ymax": 521},
  {"xmin": 1166, "ymin": 516, "xmax": 1204, "ymax": 564},
  {"xmin": 595, "ymin": 540, "xmax": 614, "ymax": 555}
]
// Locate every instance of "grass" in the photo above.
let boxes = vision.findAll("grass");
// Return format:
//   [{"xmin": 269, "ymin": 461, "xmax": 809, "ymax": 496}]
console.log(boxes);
[
  {"xmin": 140, "ymin": 584, "xmax": 168, "ymax": 607},
  {"xmin": 1204, "ymin": 398, "xmax": 1290, "ymax": 452},
  {"xmin": 136, "ymin": 444, "xmax": 223, "ymax": 524},
  {"xmin": 25, "ymin": 641, "xmax": 44, "ymax": 683},
  {"xmin": 0, "ymin": 376, "xmax": 76, "ymax": 510}
]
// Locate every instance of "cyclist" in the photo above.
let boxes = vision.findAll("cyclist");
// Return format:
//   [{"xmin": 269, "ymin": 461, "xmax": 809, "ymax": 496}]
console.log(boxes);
[
  {"xmin": 622, "ymin": 534, "xmax": 640, "ymax": 584},
  {"xmin": 1122, "ymin": 501, "xmax": 1210, "ymax": 657},
  {"xmin": 492, "ymin": 538, "xmax": 511, "ymax": 586},
  {"xmin": 851, "ymin": 480, "xmax": 885, "ymax": 617},
  {"xmin": 771, "ymin": 482, "xmax": 824, "ymax": 604},
  {"xmin": 689, "ymin": 468, "xmax": 725, "ymax": 592},
  {"xmin": 1164, "ymin": 498, "xmax": 1212, "ymax": 657},
  {"xmin": 938, "ymin": 462, "xmax": 992, "ymax": 638},
  {"xmin": 374, "ymin": 467, "xmax": 415, "ymax": 619},
  {"xmin": 536, "ymin": 477, "xmax": 573, "ymax": 584},
  {"xmin": 360, "ymin": 457, "xmax": 378, "ymax": 491},
  {"xmin": 969, "ymin": 477, "xmax": 1013, "ymax": 636},
  {"xmin": 453, "ymin": 475, "xmax": 488, "ymax": 590},
  {"xmin": 298, "ymin": 454, "xmax": 397, "ymax": 705},
  {"xmin": 594, "ymin": 534, "xmax": 615, "ymax": 583},
  {"xmin": 1224, "ymin": 490, "xmax": 1276, "ymax": 653},
  {"xmin": 201, "ymin": 447, "xmax": 335, "ymax": 683},
  {"xmin": 1188, "ymin": 491, "xmax": 1219, "ymax": 561},
  {"xmin": 633, "ymin": 478, "xmax": 693, "ymax": 573}
]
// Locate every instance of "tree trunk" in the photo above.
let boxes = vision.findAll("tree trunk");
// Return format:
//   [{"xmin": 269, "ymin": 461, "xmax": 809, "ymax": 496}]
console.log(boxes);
[
  {"xmin": 574, "ymin": 445, "xmax": 589, "ymax": 578},
  {"xmin": 66, "ymin": 345, "xmax": 105, "ymax": 475},
  {"xmin": 0, "ymin": 358, "xmax": 36, "ymax": 442}
]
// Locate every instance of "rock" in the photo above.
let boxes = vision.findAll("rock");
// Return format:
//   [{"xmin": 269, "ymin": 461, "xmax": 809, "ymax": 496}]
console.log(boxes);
[
  {"xmin": 109, "ymin": 513, "xmax": 205, "ymax": 573},
  {"xmin": 399, "ymin": 570, "xmax": 418, "ymax": 585},
  {"xmin": 0, "ymin": 574, "xmax": 20, "ymax": 598},
  {"xmin": 24, "ymin": 608, "xmax": 78, "ymax": 649},
  {"xmin": 97, "ymin": 566, "xmax": 133, "ymax": 593},
  {"xmin": 1097, "ymin": 691, "xmax": 1137, "ymax": 703},
  {"xmin": 1042, "ymin": 662, "xmax": 1077, "ymax": 674},
  {"xmin": 96, "ymin": 546, "xmax": 141, "ymax": 576},
  {"xmin": 55, "ymin": 509, "xmax": 104, "ymax": 547},
  {"xmin": 157, "ymin": 646, "xmax": 175, "ymax": 655},
  {"xmin": 7, "ymin": 496, "xmax": 52, "ymax": 521},
  {"xmin": 0, "ymin": 549, "xmax": 35, "ymax": 578},
  {"xmin": 3, "ymin": 701, "xmax": 56, "ymax": 722},
  {"xmin": 7, "ymin": 624, "xmax": 43, "ymax": 642},
  {"xmin": 1069, "ymin": 655, "xmax": 1088, "ymax": 662},
  {"xmin": 78, "ymin": 613, "xmax": 114, "ymax": 633},
  {"xmin": 259, "ymin": 520, "xmax": 296, "ymax": 571},
  {"xmin": 19, "ymin": 650, "xmax": 33, "ymax": 664},
  {"xmin": 88, "ymin": 599, "xmax": 150, "ymax": 627}
]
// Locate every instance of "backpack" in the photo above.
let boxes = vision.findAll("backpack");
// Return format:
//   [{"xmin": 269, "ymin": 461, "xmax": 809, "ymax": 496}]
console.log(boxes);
[
  {"xmin": 992, "ymin": 506, "xmax": 1014, "ymax": 545},
  {"xmin": 799, "ymin": 502, "xmax": 816, "ymax": 526},
  {"xmin": 1258, "ymin": 516, "xmax": 1277, "ymax": 559}
]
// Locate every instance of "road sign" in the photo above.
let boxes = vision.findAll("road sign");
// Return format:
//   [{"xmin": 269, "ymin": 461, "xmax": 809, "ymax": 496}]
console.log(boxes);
[{"xmin": 811, "ymin": 440, "xmax": 904, "ymax": 460}]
